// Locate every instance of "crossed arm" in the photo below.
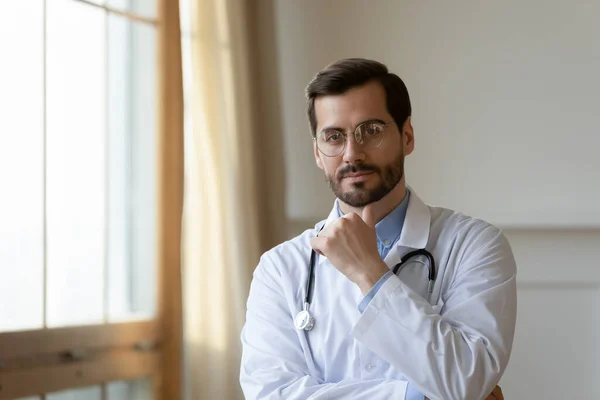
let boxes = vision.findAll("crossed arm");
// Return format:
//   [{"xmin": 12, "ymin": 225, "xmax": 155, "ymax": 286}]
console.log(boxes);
[
  {"xmin": 241, "ymin": 213, "xmax": 517, "ymax": 399},
  {"xmin": 240, "ymin": 246, "xmax": 516, "ymax": 399}
]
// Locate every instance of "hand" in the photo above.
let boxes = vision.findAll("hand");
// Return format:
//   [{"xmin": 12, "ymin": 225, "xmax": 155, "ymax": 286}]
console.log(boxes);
[
  {"xmin": 310, "ymin": 204, "xmax": 388, "ymax": 294},
  {"xmin": 424, "ymin": 385, "xmax": 504, "ymax": 400}
]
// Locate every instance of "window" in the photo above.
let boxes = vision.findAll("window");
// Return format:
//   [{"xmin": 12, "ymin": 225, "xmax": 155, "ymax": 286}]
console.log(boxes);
[{"xmin": 0, "ymin": 0, "xmax": 164, "ymax": 397}]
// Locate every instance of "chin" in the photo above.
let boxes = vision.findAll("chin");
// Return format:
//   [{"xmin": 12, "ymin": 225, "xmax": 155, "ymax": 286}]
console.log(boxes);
[
  {"xmin": 350, "ymin": 179, "xmax": 378, "ymax": 191},
  {"xmin": 339, "ymin": 187, "xmax": 371, "ymax": 205}
]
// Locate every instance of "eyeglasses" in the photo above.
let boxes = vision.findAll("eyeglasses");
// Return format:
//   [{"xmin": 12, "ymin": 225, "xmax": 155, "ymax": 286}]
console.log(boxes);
[{"xmin": 314, "ymin": 120, "xmax": 395, "ymax": 157}]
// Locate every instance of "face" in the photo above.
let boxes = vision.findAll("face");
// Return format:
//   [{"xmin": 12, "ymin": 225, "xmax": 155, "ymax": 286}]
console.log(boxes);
[{"xmin": 313, "ymin": 81, "xmax": 414, "ymax": 208}]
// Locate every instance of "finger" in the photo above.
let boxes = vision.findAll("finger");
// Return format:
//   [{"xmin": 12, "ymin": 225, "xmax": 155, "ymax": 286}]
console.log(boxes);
[
  {"xmin": 310, "ymin": 236, "xmax": 326, "ymax": 256},
  {"xmin": 361, "ymin": 203, "xmax": 376, "ymax": 228},
  {"xmin": 318, "ymin": 221, "xmax": 336, "ymax": 237}
]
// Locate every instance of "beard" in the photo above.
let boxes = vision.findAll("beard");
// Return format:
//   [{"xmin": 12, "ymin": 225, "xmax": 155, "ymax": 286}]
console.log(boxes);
[{"xmin": 325, "ymin": 150, "xmax": 405, "ymax": 208}]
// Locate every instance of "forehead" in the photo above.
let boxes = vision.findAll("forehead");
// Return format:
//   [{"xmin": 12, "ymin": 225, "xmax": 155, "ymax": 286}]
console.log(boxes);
[{"xmin": 314, "ymin": 80, "xmax": 390, "ymax": 131}]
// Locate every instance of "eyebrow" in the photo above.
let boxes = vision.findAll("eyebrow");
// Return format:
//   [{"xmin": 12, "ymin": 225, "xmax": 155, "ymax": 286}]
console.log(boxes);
[{"xmin": 320, "ymin": 118, "xmax": 387, "ymax": 133}]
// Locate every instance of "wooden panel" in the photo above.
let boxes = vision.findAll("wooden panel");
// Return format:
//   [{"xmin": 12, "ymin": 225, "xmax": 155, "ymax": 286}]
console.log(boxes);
[
  {"xmin": 0, "ymin": 350, "xmax": 159, "ymax": 399},
  {"xmin": 0, "ymin": 321, "xmax": 159, "ymax": 360}
]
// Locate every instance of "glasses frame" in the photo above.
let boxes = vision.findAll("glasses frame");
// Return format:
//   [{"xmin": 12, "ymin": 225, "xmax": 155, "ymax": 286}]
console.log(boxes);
[{"xmin": 313, "ymin": 120, "xmax": 396, "ymax": 157}]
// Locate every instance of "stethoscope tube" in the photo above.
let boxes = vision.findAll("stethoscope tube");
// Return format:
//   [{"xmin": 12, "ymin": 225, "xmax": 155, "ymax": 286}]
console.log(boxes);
[
  {"xmin": 295, "ymin": 227, "xmax": 437, "ymax": 331},
  {"xmin": 305, "ymin": 246, "xmax": 318, "ymax": 306},
  {"xmin": 392, "ymin": 248, "xmax": 436, "ymax": 300},
  {"xmin": 294, "ymin": 225, "xmax": 325, "ymax": 331}
]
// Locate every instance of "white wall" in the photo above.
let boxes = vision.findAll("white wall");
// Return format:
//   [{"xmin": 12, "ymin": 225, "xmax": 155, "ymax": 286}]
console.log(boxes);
[
  {"xmin": 501, "ymin": 228, "xmax": 600, "ymax": 398},
  {"xmin": 274, "ymin": 0, "xmax": 600, "ymax": 228},
  {"xmin": 268, "ymin": 0, "xmax": 600, "ymax": 398}
]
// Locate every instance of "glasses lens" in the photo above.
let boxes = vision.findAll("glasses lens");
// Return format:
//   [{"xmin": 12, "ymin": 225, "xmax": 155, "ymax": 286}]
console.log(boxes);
[
  {"xmin": 356, "ymin": 122, "xmax": 386, "ymax": 148},
  {"xmin": 317, "ymin": 130, "xmax": 345, "ymax": 156}
]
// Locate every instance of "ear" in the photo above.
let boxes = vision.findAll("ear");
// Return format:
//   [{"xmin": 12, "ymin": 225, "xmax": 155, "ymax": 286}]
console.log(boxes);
[
  {"xmin": 402, "ymin": 116, "xmax": 415, "ymax": 156},
  {"xmin": 314, "ymin": 138, "xmax": 325, "ymax": 170}
]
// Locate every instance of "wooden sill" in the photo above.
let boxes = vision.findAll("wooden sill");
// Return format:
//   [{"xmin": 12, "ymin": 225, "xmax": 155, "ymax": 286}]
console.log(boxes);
[
  {"xmin": 0, "ymin": 348, "xmax": 160, "ymax": 399},
  {"xmin": 0, "ymin": 320, "xmax": 159, "ymax": 360},
  {"xmin": 0, "ymin": 321, "xmax": 162, "ymax": 398}
]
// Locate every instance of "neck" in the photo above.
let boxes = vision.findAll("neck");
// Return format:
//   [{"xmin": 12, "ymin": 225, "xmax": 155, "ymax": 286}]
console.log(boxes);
[{"xmin": 339, "ymin": 179, "xmax": 407, "ymax": 223}]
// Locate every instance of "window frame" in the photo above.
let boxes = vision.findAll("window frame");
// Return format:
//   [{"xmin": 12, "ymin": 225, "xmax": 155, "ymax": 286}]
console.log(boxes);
[
  {"xmin": 0, "ymin": 0, "xmax": 181, "ymax": 398},
  {"xmin": 0, "ymin": 321, "xmax": 160, "ymax": 398}
]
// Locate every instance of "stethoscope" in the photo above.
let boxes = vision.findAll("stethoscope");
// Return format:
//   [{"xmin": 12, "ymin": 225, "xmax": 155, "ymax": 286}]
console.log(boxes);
[{"xmin": 294, "ymin": 228, "xmax": 437, "ymax": 331}]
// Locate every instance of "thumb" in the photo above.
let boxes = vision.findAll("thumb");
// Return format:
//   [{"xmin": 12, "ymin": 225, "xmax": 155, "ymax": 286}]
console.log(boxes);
[{"xmin": 361, "ymin": 203, "xmax": 376, "ymax": 228}]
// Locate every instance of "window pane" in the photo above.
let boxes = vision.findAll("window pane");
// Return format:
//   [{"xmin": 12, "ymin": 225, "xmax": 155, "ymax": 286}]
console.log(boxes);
[
  {"xmin": 107, "ymin": 15, "xmax": 157, "ymax": 321},
  {"xmin": 47, "ymin": 386, "xmax": 101, "ymax": 400},
  {"xmin": 129, "ymin": 19, "xmax": 158, "ymax": 319},
  {"xmin": 107, "ymin": 0, "xmax": 157, "ymax": 20},
  {"xmin": 106, "ymin": 12, "xmax": 131, "ymax": 323},
  {"xmin": 46, "ymin": 0, "xmax": 106, "ymax": 327},
  {"xmin": 179, "ymin": 0, "xmax": 191, "ymax": 35},
  {"xmin": 0, "ymin": 0, "xmax": 44, "ymax": 332},
  {"xmin": 107, "ymin": 378, "xmax": 153, "ymax": 400}
]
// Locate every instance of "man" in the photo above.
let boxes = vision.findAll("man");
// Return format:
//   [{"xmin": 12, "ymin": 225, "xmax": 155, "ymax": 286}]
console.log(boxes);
[{"xmin": 240, "ymin": 58, "xmax": 516, "ymax": 399}]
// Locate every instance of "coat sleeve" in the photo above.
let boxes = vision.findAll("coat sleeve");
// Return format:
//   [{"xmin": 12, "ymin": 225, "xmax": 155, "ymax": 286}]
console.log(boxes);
[
  {"xmin": 240, "ymin": 254, "xmax": 409, "ymax": 400},
  {"xmin": 351, "ymin": 225, "xmax": 518, "ymax": 400}
]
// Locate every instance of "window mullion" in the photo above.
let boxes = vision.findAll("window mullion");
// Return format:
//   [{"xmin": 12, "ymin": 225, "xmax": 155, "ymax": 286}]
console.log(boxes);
[
  {"xmin": 103, "ymin": 1, "xmax": 110, "ymax": 326},
  {"xmin": 42, "ymin": 0, "xmax": 48, "ymax": 331},
  {"xmin": 70, "ymin": 0, "xmax": 158, "ymax": 26}
]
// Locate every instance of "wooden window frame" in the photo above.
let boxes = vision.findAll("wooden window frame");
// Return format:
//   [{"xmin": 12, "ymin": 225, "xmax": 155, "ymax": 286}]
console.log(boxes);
[
  {"xmin": 0, "ymin": 0, "xmax": 182, "ymax": 398},
  {"xmin": 0, "ymin": 321, "xmax": 161, "ymax": 398}
]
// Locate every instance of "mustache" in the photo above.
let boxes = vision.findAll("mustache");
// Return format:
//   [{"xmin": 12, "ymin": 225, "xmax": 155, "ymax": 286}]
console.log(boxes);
[{"xmin": 336, "ymin": 164, "xmax": 380, "ymax": 179}]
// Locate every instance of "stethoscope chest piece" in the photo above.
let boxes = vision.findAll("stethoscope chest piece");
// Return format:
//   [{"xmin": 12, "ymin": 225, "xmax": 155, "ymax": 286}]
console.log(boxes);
[{"xmin": 295, "ymin": 302, "xmax": 315, "ymax": 331}]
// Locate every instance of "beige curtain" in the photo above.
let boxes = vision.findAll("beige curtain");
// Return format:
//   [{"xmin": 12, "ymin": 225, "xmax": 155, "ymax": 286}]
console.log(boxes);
[{"xmin": 182, "ymin": 0, "xmax": 284, "ymax": 398}]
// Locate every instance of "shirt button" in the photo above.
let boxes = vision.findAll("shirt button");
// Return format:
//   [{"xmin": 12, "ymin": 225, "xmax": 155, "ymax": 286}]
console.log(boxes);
[
  {"xmin": 365, "ymin": 363, "xmax": 377, "ymax": 371},
  {"xmin": 383, "ymin": 240, "xmax": 391, "ymax": 246}
]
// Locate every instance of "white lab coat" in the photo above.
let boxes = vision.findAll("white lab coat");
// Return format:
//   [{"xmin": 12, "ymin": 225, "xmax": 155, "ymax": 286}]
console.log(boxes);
[{"xmin": 240, "ymin": 190, "xmax": 517, "ymax": 400}]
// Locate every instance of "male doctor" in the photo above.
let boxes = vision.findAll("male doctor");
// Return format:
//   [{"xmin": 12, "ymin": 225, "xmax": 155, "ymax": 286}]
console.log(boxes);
[{"xmin": 240, "ymin": 58, "xmax": 517, "ymax": 400}]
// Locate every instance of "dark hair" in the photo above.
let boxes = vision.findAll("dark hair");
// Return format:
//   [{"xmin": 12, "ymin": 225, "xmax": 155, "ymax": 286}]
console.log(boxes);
[{"xmin": 305, "ymin": 58, "xmax": 411, "ymax": 137}]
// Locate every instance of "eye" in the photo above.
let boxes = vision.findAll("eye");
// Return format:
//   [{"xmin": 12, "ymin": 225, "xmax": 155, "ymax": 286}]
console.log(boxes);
[
  {"xmin": 364, "ymin": 123, "xmax": 384, "ymax": 136},
  {"xmin": 324, "ymin": 131, "xmax": 344, "ymax": 142}
]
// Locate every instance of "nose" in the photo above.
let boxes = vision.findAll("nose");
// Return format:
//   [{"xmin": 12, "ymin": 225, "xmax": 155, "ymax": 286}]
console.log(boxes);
[{"xmin": 342, "ymin": 134, "xmax": 365, "ymax": 164}]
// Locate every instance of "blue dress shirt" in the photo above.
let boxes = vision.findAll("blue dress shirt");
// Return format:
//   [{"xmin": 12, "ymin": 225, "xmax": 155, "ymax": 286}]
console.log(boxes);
[{"xmin": 336, "ymin": 189, "xmax": 424, "ymax": 400}]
